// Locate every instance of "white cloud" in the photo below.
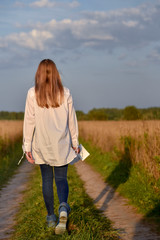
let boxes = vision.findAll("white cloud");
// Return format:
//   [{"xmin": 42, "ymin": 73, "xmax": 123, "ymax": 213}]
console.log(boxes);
[
  {"xmin": 118, "ymin": 54, "xmax": 127, "ymax": 60},
  {"xmin": 83, "ymin": 7, "xmax": 141, "ymax": 20},
  {"xmin": 68, "ymin": 1, "xmax": 79, "ymax": 8},
  {"xmin": 1, "ymin": 1, "xmax": 160, "ymax": 54},
  {"xmin": 0, "ymin": 38, "xmax": 7, "ymax": 48},
  {"xmin": 147, "ymin": 47, "xmax": 160, "ymax": 62},
  {"xmin": 30, "ymin": 0, "xmax": 80, "ymax": 8},
  {"xmin": 30, "ymin": 0, "xmax": 56, "ymax": 8},
  {"xmin": 126, "ymin": 60, "xmax": 139, "ymax": 67},
  {"xmin": 5, "ymin": 30, "xmax": 53, "ymax": 50},
  {"xmin": 84, "ymin": 35, "xmax": 114, "ymax": 41},
  {"xmin": 122, "ymin": 20, "xmax": 138, "ymax": 27},
  {"xmin": 14, "ymin": 1, "xmax": 26, "ymax": 7}
]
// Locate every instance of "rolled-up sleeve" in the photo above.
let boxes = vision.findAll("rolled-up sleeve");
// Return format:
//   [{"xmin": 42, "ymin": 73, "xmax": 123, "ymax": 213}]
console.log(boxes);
[
  {"xmin": 68, "ymin": 92, "xmax": 79, "ymax": 149},
  {"xmin": 23, "ymin": 90, "xmax": 35, "ymax": 152}
]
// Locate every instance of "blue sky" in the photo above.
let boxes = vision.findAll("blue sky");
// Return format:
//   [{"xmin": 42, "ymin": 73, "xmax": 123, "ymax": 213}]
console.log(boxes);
[{"xmin": 0, "ymin": 0, "xmax": 160, "ymax": 113}]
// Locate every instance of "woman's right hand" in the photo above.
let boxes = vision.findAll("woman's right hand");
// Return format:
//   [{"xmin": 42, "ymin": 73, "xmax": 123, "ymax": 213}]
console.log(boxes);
[{"xmin": 25, "ymin": 152, "xmax": 35, "ymax": 164}]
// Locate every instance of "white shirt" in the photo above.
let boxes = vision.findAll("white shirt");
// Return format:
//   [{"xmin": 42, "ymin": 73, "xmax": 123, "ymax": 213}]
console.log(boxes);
[{"xmin": 23, "ymin": 86, "xmax": 79, "ymax": 166}]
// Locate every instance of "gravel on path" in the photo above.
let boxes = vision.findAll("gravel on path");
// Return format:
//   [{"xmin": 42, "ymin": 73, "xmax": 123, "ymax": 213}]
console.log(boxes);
[
  {"xmin": 75, "ymin": 161, "xmax": 160, "ymax": 240},
  {"xmin": 0, "ymin": 161, "xmax": 34, "ymax": 240}
]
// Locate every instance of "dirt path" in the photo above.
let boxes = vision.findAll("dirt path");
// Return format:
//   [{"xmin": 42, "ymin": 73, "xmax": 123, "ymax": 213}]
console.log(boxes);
[
  {"xmin": 75, "ymin": 161, "xmax": 160, "ymax": 240},
  {"xmin": 0, "ymin": 161, "xmax": 34, "ymax": 240}
]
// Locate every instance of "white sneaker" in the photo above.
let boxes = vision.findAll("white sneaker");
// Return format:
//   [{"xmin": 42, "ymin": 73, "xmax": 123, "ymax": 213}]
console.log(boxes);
[{"xmin": 55, "ymin": 211, "xmax": 67, "ymax": 235}]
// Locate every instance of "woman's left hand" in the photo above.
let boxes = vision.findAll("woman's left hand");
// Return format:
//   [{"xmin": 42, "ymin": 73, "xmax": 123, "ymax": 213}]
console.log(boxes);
[
  {"xmin": 25, "ymin": 152, "xmax": 35, "ymax": 164},
  {"xmin": 72, "ymin": 146, "xmax": 80, "ymax": 154}
]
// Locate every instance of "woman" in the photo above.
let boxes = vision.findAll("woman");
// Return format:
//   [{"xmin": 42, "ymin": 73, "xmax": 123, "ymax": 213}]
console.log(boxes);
[{"xmin": 23, "ymin": 59, "xmax": 79, "ymax": 235}]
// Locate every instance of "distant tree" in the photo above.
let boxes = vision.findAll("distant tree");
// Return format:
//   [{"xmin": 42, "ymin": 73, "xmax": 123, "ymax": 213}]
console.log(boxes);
[
  {"xmin": 87, "ymin": 108, "xmax": 108, "ymax": 120},
  {"xmin": 0, "ymin": 111, "xmax": 24, "ymax": 120},
  {"xmin": 105, "ymin": 108, "xmax": 123, "ymax": 120},
  {"xmin": 147, "ymin": 107, "xmax": 160, "ymax": 119},
  {"xmin": 76, "ymin": 111, "xmax": 87, "ymax": 121},
  {"xmin": 123, "ymin": 106, "xmax": 141, "ymax": 120}
]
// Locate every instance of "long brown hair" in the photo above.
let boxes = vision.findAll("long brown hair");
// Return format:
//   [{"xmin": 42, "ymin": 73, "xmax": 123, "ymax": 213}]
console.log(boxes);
[{"xmin": 35, "ymin": 59, "xmax": 64, "ymax": 108}]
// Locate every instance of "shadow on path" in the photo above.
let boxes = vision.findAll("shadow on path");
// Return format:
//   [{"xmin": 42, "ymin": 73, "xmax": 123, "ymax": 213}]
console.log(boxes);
[
  {"xmin": 131, "ymin": 203, "xmax": 160, "ymax": 239},
  {"xmin": 94, "ymin": 138, "xmax": 132, "ymax": 212},
  {"xmin": 132, "ymin": 218, "xmax": 160, "ymax": 240}
]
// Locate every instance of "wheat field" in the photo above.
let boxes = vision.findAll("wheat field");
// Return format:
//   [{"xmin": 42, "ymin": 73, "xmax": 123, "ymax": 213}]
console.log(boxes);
[
  {"xmin": 0, "ymin": 120, "xmax": 160, "ymax": 178},
  {"xmin": 78, "ymin": 120, "xmax": 160, "ymax": 178},
  {"xmin": 0, "ymin": 120, "xmax": 23, "ymax": 143}
]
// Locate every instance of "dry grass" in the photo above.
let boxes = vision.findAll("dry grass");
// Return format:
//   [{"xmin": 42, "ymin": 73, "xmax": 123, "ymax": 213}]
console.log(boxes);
[
  {"xmin": 0, "ymin": 120, "xmax": 23, "ymax": 143},
  {"xmin": 1, "ymin": 119, "xmax": 160, "ymax": 178},
  {"xmin": 78, "ymin": 120, "xmax": 160, "ymax": 179}
]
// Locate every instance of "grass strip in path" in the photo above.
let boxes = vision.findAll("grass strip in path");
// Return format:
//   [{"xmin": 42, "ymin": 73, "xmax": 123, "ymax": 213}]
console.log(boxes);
[
  {"xmin": 11, "ymin": 163, "xmax": 119, "ymax": 240},
  {"xmin": 80, "ymin": 138, "xmax": 160, "ymax": 225}
]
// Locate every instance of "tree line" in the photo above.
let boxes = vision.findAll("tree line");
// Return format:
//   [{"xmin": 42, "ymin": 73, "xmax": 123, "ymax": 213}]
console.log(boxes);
[
  {"xmin": 76, "ymin": 106, "xmax": 160, "ymax": 120},
  {"xmin": 1, "ymin": 106, "xmax": 160, "ymax": 120},
  {"xmin": 0, "ymin": 111, "xmax": 24, "ymax": 120}
]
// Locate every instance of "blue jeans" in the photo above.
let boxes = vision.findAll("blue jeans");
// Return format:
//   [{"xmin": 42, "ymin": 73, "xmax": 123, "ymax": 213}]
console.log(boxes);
[{"xmin": 40, "ymin": 164, "xmax": 70, "ymax": 216}]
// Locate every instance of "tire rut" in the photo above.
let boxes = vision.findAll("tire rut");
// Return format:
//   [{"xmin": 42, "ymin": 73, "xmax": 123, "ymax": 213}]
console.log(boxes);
[{"xmin": 0, "ymin": 161, "xmax": 34, "ymax": 240}]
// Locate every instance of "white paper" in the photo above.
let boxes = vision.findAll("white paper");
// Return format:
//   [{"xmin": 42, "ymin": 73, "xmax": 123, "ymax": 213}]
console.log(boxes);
[{"xmin": 78, "ymin": 144, "xmax": 90, "ymax": 161}]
